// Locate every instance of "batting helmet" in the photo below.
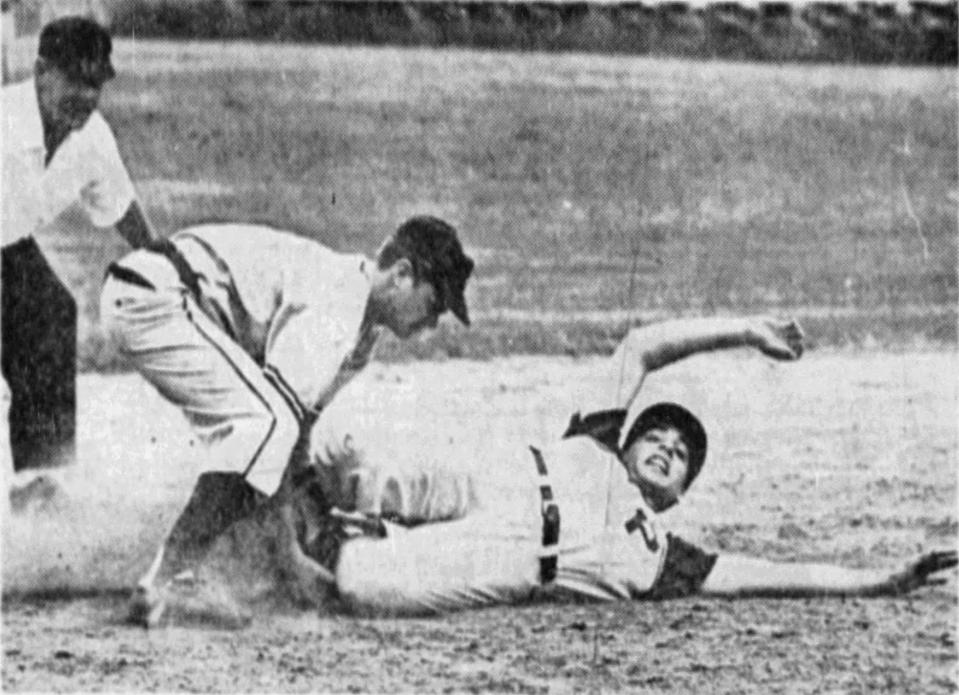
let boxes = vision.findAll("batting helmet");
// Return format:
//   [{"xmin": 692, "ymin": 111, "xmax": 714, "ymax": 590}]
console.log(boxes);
[{"xmin": 621, "ymin": 403, "xmax": 707, "ymax": 491}]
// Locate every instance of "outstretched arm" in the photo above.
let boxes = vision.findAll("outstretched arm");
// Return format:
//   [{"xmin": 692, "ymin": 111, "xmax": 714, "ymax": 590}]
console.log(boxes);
[
  {"xmin": 610, "ymin": 316, "xmax": 804, "ymax": 410},
  {"xmin": 700, "ymin": 550, "xmax": 957, "ymax": 598}
]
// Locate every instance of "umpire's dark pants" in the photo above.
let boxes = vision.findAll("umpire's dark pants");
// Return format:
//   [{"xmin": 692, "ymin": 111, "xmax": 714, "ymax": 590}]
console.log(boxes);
[{"xmin": 1, "ymin": 237, "xmax": 77, "ymax": 471}]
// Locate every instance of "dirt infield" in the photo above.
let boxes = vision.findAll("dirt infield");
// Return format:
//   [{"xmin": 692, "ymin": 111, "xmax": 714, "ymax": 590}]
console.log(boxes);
[
  {"xmin": 3, "ymin": 594, "xmax": 956, "ymax": 693},
  {"xmin": 2, "ymin": 348, "xmax": 957, "ymax": 692}
]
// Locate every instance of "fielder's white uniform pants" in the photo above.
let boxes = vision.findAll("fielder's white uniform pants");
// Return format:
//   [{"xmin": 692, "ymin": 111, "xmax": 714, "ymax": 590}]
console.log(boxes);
[{"xmin": 100, "ymin": 250, "xmax": 299, "ymax": 495}]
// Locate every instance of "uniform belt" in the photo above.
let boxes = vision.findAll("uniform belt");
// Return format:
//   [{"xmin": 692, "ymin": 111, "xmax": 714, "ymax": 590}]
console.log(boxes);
[
  {"xmin": 105, "ymin": 262, "xmax": 154, "ymax": 290},
  {"xmin": 105, "ymin": 239, "xmax": 201, "ymax": 297},
  {"xmin": 529, "ymin": 446, "xmax": 560, "ymax": 584}
]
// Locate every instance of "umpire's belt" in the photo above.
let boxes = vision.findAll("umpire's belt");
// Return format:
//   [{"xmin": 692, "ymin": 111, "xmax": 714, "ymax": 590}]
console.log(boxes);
[{"xmin": 529, "ymin": 446, "xmax": 560, "ymax": 584}]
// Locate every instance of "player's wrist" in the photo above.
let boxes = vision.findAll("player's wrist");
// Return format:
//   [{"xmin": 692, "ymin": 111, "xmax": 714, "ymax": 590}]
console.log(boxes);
[{"xmin": 741, "ymin": 318, "xmax": 760, "ymax": 347}]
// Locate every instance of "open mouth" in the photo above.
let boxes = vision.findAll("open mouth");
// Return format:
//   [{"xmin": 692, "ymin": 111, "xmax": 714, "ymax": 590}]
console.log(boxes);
[{"xmin": 644, "ymin": 455, "xmax": 669, "ymax": 476}]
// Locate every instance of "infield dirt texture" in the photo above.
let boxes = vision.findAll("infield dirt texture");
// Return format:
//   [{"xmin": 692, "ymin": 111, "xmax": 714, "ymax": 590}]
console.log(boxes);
[
  {"xmin": 3, "ymin": 352, "xmax": 957, "ymax": 692},
  {"xmin": 2, "ymin": 39, "xmax": 957, "ymax": 693}
]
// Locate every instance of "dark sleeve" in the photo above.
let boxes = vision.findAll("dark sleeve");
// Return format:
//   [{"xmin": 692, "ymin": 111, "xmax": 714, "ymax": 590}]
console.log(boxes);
[
  {"xmin": 562, "ymin": 409, "xmax": 627, "ymax": 451},
  {"xmin": 644, "ymin": 533, "xmax": 718, "ymax": 600}
]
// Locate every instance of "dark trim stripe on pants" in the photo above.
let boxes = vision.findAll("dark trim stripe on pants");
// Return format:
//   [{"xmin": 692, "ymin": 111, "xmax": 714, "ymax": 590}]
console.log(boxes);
[{"xmin": 103, "ymin": 257, "xmax": 301, "ymax": 495}]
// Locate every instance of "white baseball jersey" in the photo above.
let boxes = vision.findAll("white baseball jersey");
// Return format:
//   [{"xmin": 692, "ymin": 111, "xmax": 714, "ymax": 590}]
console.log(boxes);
[
  {"xmin": 2, "ymin": 79, "xmax": 135, "ymax": 245},
  {"xmin": 335, "ymin": 430, "xmax": 717, "ymax": 615},
  {"xmin": 101, "ymin": 225, "xmax": 379, "ymax": 494},
  {"xmin": 172, "ymin": 224, "xmax": 378, "ymax": 414}
]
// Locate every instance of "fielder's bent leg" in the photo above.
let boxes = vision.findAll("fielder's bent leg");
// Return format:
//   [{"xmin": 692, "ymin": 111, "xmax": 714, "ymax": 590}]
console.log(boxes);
[
  {"xmin": 191, "ymin": 468, "xmax": 337, "ymax": 611},
  {"xmin": 127, "ymin": 471, "xmax": 266, "ymax": 627},
  {"xmin": 101, "ymin": 256, "xmax": 301, "ymax": 625},
  {"xmin": 144, "ymin": 467, "xmax": 342, "ymax": 626}
]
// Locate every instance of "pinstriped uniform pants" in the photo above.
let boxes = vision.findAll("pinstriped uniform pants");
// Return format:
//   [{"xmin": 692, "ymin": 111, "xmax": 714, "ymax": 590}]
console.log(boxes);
[{"xmin": 99, "ymin": 251, "xmax": 299, "ymax": 495}]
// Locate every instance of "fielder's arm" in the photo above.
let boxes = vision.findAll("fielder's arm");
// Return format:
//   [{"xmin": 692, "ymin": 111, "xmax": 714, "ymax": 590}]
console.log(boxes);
[
  {"xmin": 114, "ymin": 200, "xmax": 162, "ymax": 248},
  {"xmin": 610, "ymin": 316, "xmax": 804, "ymax": 411},
  {"xmin": 699, "ymin": 550, "xmax": 957, "ymax": 598}
]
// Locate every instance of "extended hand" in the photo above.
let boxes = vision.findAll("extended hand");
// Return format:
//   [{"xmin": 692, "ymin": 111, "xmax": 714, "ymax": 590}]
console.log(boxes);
[
  {"xmin": 887, "ymin": 550, "xmax": 958, "ymax": 595},
  {"xmin": 753, "ymin": 317, "xmax": 804, "ymax": 361}
]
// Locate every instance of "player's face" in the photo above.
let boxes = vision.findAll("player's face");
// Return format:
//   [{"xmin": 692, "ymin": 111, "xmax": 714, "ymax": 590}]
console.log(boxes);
[
  {"xmin": 387, "ymin": 274, "xmax": 443, "ymax": 339},
  {"xmin": 36, "ymin": 65, "xmax": 103, "ymax": 136},
  {"xmin": 621, "ymin": 426, "xmax": 690, "ymax": 511}
]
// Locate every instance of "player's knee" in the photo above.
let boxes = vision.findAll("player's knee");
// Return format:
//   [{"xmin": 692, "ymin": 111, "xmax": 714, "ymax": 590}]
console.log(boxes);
[
  {"xmin": 270, "ymin": 405, "xmax": 301, "ymax": 460},
  {"xmin": 241, "ymin": 404, "xmax": 302, "ymax": 496}
]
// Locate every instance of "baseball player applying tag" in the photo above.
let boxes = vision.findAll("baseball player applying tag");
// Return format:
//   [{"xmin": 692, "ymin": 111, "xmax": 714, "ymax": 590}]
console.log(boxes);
[
  {"xmin": 100, "ymin": 215, "xmax": 473, "ymax": 625},
  {"xmin": 145, "ymin": 314, "xmax": 956, "ymax": 625}
]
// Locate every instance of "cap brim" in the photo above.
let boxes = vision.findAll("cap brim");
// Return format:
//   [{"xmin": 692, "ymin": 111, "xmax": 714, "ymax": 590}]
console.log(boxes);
[{"xmin": 448, "ymin": 292, "xmax": 470, "ymax": 326}]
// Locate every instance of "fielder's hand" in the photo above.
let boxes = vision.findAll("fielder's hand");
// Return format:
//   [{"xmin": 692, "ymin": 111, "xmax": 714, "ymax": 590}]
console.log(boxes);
[
  {"xmin": 885, "ymin": 550, "xmax": 958, "ymax": 595},
  {"xmin": 752, "ymin": 317, "xmax": 804, "ymax": 361}
]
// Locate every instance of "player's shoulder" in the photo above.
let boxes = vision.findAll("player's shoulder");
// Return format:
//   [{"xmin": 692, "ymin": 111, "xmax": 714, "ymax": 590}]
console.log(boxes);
[
  {"xmin": 176, "ymin": 222, "xmax": 306, "ymax": 248},
  {"xmin": 307, "ymin": 250, "xmax": 370, "ymax": 303},
  {"xmin": 644, "ymin": 532, "xmax": 718, "ymax": 600},
  {"xmin": 2, "ymin": 80, "xmax": 42, "ymax": 143}
]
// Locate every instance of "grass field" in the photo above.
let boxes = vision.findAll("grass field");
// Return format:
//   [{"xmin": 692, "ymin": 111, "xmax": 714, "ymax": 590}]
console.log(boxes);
[{"xmin": 37, "ymin": 41, "xmax": 956, "ymax": 369}]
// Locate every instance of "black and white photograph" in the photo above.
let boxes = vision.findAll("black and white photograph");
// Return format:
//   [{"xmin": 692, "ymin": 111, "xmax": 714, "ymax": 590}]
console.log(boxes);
[{"xmin": 1, "ymin": 0, "xmax": 956, "ymax": 691}]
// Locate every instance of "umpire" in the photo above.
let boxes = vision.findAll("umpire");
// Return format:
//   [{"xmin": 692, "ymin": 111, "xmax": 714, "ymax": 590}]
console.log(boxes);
[{"xmin": 2, "ymin": 17, "xmax": 158, "ymax": 471}]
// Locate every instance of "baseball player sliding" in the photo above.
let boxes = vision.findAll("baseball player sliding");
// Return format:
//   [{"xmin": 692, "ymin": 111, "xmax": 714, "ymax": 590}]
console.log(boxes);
[
  {"xmin": 170, "ymin": 313, "xmax": 954, "ymax": 624},
  {"xmin": 327, "ymin": 314, "xmax": 956, "ymax": 614},
  {"xmin": 100, "ymin": 216, "xmax": 473, "ymax": 625}
]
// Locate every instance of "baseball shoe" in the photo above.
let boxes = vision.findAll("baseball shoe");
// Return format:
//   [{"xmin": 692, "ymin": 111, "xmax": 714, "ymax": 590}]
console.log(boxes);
[
  {"xmin": 126, "ymin": 581, "xmax": 167, "ymax": 628},
  {"xmin": 127, "ymin": 570, "xmax": 251, "ymax": 630},
  {"xmin": 127, "ymin": 472, "xmax": 267, "ymax": 628}
]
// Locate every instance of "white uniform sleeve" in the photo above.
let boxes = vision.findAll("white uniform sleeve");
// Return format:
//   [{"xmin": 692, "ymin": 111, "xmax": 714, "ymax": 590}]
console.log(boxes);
[
  {"xmin": 73, "ymin": 113, "xmax": 136, "ymax": 227},
  {"xmin": 1, "ymin": 147, "xmax": 46, "ymax": 239}
]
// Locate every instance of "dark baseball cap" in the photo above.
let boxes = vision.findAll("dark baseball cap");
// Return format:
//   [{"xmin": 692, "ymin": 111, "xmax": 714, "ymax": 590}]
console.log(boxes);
[
  {"xmin": 38, "ymin": 16, "xmax": 115, "ymax": 87},
  {"xmin": 391, "ymin": 216, "xmax": 474, "ymax": 326},
  {"xmin": 621, "ymin": 403, "xmax": 708, "ymax": 491}
]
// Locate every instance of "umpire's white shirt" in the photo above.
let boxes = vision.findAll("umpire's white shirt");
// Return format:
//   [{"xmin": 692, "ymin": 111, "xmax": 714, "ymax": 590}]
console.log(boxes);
[{"xmin": 1, "ymin": 78, "xmax": 135, "ymax": 245}]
